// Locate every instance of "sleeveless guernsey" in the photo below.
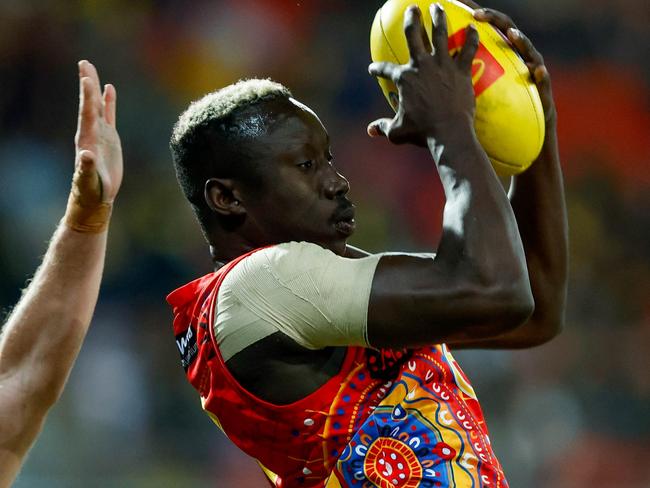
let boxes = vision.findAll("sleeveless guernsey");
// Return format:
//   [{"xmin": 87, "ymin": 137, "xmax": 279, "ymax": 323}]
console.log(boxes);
[{"xmin": 167, "ymin": 248, "xmax": 509, "ymax": 488}]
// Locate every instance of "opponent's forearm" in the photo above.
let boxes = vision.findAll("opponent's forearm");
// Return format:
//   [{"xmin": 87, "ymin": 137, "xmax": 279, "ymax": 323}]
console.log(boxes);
[
  {"xmin": 0, "ymin": 219, "xmax": 107, "ymax": 404},
  {"xmin": 430, "ymin": 120, "xmax": 529, "ymax": 287}
]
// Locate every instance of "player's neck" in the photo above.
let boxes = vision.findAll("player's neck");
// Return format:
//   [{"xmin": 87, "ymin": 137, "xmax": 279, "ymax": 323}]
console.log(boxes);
[{"xmin": 208, "ymin": 236, "xmax": 262, "ymax": 270}]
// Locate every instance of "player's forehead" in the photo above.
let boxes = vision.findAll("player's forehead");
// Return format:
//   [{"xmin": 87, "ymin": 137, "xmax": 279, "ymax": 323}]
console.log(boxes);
[{"xmin": 248, "ymin": 97, "xmax": 330, "ymax": 153}]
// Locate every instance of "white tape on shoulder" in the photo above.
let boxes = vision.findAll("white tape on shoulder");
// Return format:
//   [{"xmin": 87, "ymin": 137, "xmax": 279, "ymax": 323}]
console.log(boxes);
[{"xmin": 215, "ymin": 242, "xmax": 381, "ymax": 360}]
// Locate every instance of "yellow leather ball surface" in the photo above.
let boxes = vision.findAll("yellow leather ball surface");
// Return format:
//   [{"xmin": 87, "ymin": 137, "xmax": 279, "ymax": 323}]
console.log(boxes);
[{"xmin": 371, "ymin": 0, "xmax": 545, "ymax": 175}]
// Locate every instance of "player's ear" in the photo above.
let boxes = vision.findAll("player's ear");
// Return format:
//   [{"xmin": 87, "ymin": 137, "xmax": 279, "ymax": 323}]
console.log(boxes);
[{"xmin": 205, "ymin": 178, "xmax": 246, "ymax": 216}]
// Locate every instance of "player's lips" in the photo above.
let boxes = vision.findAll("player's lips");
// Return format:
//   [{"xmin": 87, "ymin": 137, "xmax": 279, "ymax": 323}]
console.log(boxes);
[{"xmin": 333, "ymin": 205, "xmax": 356, "ymax": 236}]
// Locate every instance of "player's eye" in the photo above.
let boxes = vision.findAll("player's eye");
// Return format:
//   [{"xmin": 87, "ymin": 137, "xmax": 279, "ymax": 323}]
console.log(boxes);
[{"xmin": 298, "ymin": 160, "xmax": 314, "ymax": 170}]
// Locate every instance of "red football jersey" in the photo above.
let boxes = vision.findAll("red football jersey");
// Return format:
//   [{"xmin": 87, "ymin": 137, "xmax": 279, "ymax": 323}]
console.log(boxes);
[{"xmin": 167, "ymin": 248, "xmax": 509, "ymax": 487}]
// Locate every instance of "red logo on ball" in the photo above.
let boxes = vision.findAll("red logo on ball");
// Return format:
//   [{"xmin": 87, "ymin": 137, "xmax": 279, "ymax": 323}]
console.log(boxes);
[{"xmin": 447, "ymin": 28, "xmax": 506, "ymax": 97}]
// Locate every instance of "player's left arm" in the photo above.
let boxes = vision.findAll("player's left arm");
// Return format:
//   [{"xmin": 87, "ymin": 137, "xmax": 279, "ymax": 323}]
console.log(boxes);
[{"xmin": 453, "ymin": 8, "xmax": 568, "ymax": 348}]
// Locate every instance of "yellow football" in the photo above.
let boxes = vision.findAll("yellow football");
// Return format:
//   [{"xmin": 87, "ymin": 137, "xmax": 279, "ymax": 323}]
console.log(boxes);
[{"xmin": 370, "ymin": 0, "xmax": 545, "ymax": 175}]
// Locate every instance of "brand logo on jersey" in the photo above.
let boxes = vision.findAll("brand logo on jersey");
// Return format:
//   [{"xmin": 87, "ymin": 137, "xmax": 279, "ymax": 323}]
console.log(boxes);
[
  {"xmin": 447, "ymin": 28, "xmax": 505, "ymax": 97},
  {"xmin": 175, "ymin": 327, "xmax": 198, "ymax": 371}
]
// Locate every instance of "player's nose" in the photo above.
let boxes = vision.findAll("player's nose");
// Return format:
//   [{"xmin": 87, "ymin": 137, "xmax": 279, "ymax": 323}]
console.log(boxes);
[{"xmin": 323, "ymin": 168, "xmax": 350, "ymax": 200}]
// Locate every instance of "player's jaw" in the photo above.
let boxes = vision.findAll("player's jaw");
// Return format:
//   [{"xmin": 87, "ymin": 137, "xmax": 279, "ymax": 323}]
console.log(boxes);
[
  {"xmin": 239, "ymin": 191, "xmax": 355, "ymax": 256},
  {"xmin": 277, "ymin": 197, "xmax": 356, "ymax": 256}
]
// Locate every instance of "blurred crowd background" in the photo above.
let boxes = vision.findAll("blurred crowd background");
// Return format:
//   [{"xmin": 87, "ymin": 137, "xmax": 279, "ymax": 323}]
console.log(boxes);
[{"xmin": 1, "ymin": 0, "xmax": 648, "ymax": 486}]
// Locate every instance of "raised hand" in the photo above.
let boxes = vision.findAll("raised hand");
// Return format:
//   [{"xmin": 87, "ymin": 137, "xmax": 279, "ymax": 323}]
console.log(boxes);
[
  {"xmin": 473, "ymin": 8, "xmax": 556, "ymax": 125},
  {"xmin": 66, "ymin": 60, "xmax": 122, "ymax": 233},
  {"xmin": 367, "ymin": 4, "xmax": 480, "ymax": 147}
]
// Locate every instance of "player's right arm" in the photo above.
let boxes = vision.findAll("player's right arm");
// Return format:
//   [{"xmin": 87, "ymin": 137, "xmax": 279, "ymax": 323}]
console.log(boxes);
[{"xmin": 365, "ymin": 4, "xmax": 533, "ymax": 348}]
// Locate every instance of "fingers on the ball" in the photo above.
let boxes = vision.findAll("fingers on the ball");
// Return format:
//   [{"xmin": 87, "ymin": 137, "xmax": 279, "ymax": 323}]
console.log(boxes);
[
  {"xmin": 369, "ymin": 62, "xmax": 400, "ymax": 82},
  {"xmin": 457, "ymin": 25, "xmax": 479, "ymax": 70},
  {"xmin": 508, "ymin": 28, "xmax": 543, "ymax": 65},
  {"xmin": 430, "ymin": 3, "xmax": 449, "ymax": 60},
  {"xmin": 533, "ymin": 65, "xmax": 550, "ymax": 86},
  {"xmin": 404, "ymin": 6, "xmax": 428, "ymax": 60},
  {"xmin": 474, "ymin": 8, "xmax": 515, "ymax": 33},
  {"xmin": 103, "ymin": 83, "xmax": 117, "ymax": 127},
  {"xmin": 472, "ymin": 8, "xmax": 488, "ymax": 20},
  {"xmin": 457, "ymin": 0, "xmax": 482, "ymax": 10}
]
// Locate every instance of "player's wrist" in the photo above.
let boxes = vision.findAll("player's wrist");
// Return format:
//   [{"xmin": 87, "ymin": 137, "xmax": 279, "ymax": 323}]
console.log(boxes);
[
  {"xmin": 64, "ymin": 193, "xmax": 112, "ymax": 234},
  {"xmin": 63, "ymin": 169, "xmax": 113, "ymax": 234},
  {"xmin": 428, "ymin": 112, "xmax": 474, "ymax": 137},
  {"xmin": 425, "ymin": 114, "xmax": 477, "ymax": 154}
]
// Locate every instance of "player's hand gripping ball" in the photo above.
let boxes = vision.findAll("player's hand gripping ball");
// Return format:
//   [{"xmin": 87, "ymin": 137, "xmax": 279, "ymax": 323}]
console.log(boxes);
[{"xmin": 371, "ymin": 0, "xmax": 545, "ymax": 175}]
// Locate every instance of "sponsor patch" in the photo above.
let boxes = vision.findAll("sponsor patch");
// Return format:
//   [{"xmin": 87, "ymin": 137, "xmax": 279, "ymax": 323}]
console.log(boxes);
[{"xmin": 175, "ymin": 326, "xmax": 198, "ymax": 371}]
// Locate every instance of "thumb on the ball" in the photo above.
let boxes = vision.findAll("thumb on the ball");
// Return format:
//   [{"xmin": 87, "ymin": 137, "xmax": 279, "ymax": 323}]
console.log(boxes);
[{"xmin": 367, "ymin": 118, "xmax": 392, "ymax": 138}]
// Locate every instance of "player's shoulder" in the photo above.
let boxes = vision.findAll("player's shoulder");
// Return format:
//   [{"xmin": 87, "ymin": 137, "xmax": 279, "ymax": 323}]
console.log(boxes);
[
  {"xmin": 223, "ymin": 241, "xmax": 338, "ymax": 285},
  {"xmin": 248, "ymin": 241, "xmax": 337, "ymax": 268}
]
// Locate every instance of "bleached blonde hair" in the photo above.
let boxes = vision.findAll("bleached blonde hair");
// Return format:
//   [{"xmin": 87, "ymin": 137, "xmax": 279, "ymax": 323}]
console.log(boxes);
[{"xmin": 171, "ymin": 78, "xmax": 292, "ymax": 147}]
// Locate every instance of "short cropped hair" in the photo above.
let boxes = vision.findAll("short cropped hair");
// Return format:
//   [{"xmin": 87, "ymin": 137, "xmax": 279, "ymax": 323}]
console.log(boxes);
[{"xmin": 170, "ymin": 79, "xmax": 292, "ymax": 237}]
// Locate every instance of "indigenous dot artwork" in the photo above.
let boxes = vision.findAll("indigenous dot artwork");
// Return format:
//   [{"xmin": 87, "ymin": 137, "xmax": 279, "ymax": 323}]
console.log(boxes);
[{"xmin": 322, "ymin": 345, "xmax": 507, "ymax": 488}]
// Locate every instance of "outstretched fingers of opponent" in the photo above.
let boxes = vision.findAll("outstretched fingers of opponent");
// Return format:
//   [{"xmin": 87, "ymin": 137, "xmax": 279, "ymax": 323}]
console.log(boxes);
[
  {"xmin": 77, "ymin": 61, "xmax": 117, "ymax": 137},
  {"xmin": 103, "ymin": 83, "xmax": 116, "ymax": 128},
  {"xmin": 67, "ymin": 60, "xmax": 123, "ymax": 230},
  {"xmin": 76, "ymin": 78, "xmax": 100, "ymax": 173},
  {"xmin": 76, "ymin": 61, "xmax": 102, "ymax": 161},
  {"xmin": 79, "ymin": 60, "xmax": 103, "ymax": 120},
  {"xmin": 75, "ymin": 62, "xmax": 117, "ymax": 162}
]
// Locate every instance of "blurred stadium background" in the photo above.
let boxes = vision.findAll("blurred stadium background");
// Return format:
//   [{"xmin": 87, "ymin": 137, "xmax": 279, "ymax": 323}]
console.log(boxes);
[{"xmin": 0, "ymin": 0, "xmax": 648, "ymax": 486}]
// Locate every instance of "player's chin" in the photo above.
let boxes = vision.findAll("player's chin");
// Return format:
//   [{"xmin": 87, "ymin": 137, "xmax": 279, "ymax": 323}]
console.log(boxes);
[{"xmin": 327, "ymin": 221, "xmax": 355, "ymax": 256}]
